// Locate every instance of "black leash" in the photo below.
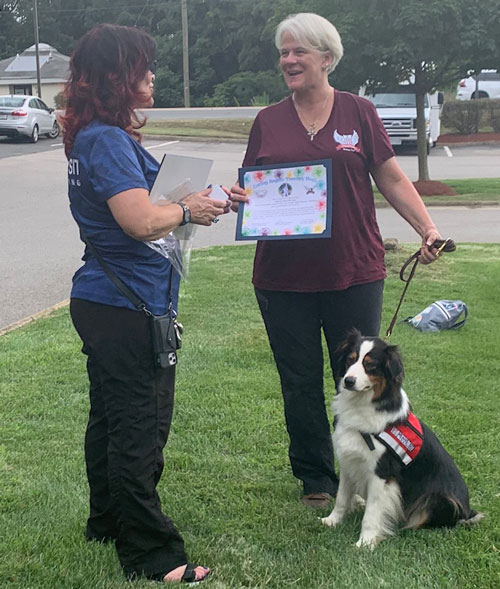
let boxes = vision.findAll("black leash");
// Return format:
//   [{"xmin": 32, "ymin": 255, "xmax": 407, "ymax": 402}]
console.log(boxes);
[{"xmin": 385, "ymin": 238, "xmax": 456, "ymax": 339}]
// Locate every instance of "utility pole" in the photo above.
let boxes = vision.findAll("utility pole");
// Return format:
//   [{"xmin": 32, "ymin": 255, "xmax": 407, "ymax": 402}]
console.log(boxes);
[
  {"xmin": 33, "ymin": 0, "xmax": 42, "ymax": 98},
  {"xmin": 181, "ymin": 0, "xmax": 190, "ymax": 107}
]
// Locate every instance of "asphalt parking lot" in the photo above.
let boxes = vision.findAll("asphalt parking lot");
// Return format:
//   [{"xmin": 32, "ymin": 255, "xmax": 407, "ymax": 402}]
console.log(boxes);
[{"xmin": 0, "ymin": 137, "xmax": 499, "ymax": 332}]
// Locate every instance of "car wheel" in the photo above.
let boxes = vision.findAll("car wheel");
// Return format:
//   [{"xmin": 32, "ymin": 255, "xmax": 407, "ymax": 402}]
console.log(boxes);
[
  {"xmin": 471, "ymin": 91, "xmax": 489, "ymax": 99},
  {"xmin": 47, "ymin": 121, "xmax": 60, "ymax": 139},
  {"xmin": 30, "ymin": 124, "xmax": 39, "ymax": 143}
]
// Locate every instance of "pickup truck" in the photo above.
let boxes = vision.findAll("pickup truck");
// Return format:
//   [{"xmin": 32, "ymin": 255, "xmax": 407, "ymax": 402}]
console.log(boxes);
[{"xmin": 359, "ymin": 85, "xmax": 444, "ymax": 151}]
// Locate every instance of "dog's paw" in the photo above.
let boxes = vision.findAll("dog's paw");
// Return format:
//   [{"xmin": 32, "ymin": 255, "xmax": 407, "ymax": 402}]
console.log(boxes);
[
  {"xmin": 320, "ymin": 513, "xmax": 342, "ymax": 528},
  {"xmin": 355, "ymin": 534, "xmax": 380, "ymax": 550},
  {"xmin": 351, "ymin": 494, "xmax": 366, "ymax": 510}
]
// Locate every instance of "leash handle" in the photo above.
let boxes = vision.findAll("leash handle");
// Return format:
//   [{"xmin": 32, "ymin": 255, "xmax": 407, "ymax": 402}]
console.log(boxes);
[
  {"xmin": 385, "ymin": 238, "xmax": 456, "ymax": 339},
  {"xmin": 386, "ymin": 256, "xmax": 419, "ymax": 338}
]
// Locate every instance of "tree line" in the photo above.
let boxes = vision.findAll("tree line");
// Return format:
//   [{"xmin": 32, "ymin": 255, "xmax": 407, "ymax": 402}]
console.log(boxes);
[{"xmin": 1, "ymin": 0, "xmax": 499, "ymax": 108}]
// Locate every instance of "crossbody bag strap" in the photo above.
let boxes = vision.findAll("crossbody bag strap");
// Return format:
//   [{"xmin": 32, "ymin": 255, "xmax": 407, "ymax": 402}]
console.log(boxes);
[{"xmin": 80, "ymin": 229, "xmax": 151, "ymax": 314}]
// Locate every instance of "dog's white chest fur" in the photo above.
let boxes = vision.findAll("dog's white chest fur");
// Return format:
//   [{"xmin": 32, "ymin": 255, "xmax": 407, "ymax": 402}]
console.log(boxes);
[{"xmin": 333, "ymin": 425, "xmax": 384, "ymax": 497}]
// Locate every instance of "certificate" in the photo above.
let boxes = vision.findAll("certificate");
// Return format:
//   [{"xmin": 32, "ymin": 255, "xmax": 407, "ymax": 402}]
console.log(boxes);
[{"xmin": 235, "ymin": 159, "xmax": 332, "ymax": 240}]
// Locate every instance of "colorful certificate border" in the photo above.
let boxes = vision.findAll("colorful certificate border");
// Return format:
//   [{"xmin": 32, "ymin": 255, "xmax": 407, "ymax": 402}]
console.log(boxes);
[{"xmin": 235, "ymin": 159, "xmax": 333, "ymax": 241}]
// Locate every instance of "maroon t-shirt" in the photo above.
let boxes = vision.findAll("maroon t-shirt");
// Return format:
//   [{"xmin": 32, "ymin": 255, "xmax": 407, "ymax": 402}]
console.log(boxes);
[{"xmin": 243, "ymin": 91, "xmax": 395, "ymax": 292}]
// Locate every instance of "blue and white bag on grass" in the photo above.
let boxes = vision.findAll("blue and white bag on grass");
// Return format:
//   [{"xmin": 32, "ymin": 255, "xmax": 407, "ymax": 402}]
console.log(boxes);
[{"xmin": 405, "ymin": 300, "xmax": 468, "ymax": 332}]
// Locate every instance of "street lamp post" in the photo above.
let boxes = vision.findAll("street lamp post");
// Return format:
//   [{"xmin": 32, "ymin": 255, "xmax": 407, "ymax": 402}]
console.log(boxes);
[
  {"xmin": 181, "ymin": 0, "xmax": 190, "ymax": 107},
  {"xmin": 33, "ymin": 0, "xmax": 42, "ymax": 98}
]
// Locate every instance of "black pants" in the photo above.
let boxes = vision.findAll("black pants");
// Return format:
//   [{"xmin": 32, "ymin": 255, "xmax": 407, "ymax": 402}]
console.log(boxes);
[
  {"xmin": 255, "ymin": 280, "xmax": 384, "ymax": 495},
  {"xmin": 70, "ymin": 299, "xmax": 187, "ymax": 580}
]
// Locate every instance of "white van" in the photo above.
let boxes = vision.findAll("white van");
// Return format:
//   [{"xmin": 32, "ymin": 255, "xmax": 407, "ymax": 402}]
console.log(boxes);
[{"xmin": 359, "ymin": 85, "xmax": 444, "ymax": 151}]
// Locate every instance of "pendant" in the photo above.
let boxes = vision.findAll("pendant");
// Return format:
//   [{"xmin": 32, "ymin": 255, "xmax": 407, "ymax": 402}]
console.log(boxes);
[{"xmin": 308, "ymin": 126, "xmax": 316, "ymax": 141}]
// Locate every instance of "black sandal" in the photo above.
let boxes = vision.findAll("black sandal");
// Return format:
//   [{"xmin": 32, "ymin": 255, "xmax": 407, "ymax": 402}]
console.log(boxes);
[{"xmin": 180, "ymin": 563, "xmax": 210, "ymax": 584}]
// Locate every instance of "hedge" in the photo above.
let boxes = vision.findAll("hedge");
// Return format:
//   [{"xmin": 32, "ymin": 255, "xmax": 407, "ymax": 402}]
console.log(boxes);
[{"xmin": 441, "ymin": 98, "xmax": 500, "ymax": 134}]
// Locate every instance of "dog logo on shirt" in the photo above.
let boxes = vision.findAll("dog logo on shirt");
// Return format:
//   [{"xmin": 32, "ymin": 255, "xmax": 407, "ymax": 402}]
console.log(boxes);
[{"xmin": 333, "ymin": 129, "xmax": 360, "ymax": 152}]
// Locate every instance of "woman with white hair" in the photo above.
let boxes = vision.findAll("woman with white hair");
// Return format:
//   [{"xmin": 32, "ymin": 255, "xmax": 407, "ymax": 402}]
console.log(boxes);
[{"xmin": 231, "ymin": 13, "xmax": 442, "ymax": 509}]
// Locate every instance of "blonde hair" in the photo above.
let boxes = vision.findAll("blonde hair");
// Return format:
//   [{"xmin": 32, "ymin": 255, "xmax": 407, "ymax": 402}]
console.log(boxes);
[{"xmin": 275, "ymin": 13, "xmax": 343, "ymax": 74}]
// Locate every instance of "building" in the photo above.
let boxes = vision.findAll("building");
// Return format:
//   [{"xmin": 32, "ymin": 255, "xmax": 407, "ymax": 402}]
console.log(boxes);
[{"xmin": 0, "ymin": 43, "xmax": 70, "ymax": 108}]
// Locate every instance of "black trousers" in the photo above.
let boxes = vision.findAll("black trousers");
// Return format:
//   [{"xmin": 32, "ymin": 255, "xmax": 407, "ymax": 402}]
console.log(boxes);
[
  {"xmin": 70, "ymin": 299, "xmax": 187, "ymax": 580},
  {"xmin": 255, "ymin": 280, "xmax": 384, "ymax": 495}
]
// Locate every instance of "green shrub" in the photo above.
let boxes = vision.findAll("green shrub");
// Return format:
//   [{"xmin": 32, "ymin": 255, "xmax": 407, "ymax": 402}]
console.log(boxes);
[
  {"xmin": 486, "ymin": 99, "xmax": 500, "ymax": 132},
  {"xmin": 205, "ymin": 70, "xmax": 287, "ymax": 107},
  {"xmin": 440, "ymin": 99, "xmax": 488, "ymax": 134},
  {"xmin": 53, "ymin": 90, "xmax": 66, "ymax": 109},
  {"xmin": 250, "ymin": 93, "xmax": 270, "ymax": 106}
]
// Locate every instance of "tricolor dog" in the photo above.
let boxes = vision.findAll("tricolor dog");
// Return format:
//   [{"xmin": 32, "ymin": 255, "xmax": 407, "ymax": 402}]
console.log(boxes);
[{"xmin": 321, "ymin": 330, "xmax": 482, "ymax": 548}]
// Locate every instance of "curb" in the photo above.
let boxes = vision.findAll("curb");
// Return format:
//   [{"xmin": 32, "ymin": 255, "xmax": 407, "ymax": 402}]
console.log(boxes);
[
  {"xmin": 143, "ymin": 134, "xmax": 500, "ymax": 147},
  {"xmin": 437, "ymin": 140, "xmax": 500, "ymax": 147},
  {"xmin": 375, "ymin": 200, "xmax": 500, "ymax": 209},
  {"xmin": 143, "ymin": 134, "xmax": 247, "ymax": 144},
  {"xmin": 0, "ymin": 299, "xmax": 69, "ymax": 337}
]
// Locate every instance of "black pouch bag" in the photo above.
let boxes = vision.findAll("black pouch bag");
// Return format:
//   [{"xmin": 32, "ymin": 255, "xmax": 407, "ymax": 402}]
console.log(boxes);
[{"xmin": 150, "ymin": 310, "xmax": 182, "ymax": 368}]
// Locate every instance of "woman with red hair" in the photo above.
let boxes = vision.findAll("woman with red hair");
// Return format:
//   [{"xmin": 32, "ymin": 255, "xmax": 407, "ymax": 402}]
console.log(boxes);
[{"xmin": 63, "ymin": 23, "xmax": 223, "ymax": 584}]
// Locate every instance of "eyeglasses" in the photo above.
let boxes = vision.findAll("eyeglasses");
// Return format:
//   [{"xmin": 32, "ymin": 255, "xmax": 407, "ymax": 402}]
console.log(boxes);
[{"xmin": 148, "ymin": 59, "xmax": 157, "ymax": 74}]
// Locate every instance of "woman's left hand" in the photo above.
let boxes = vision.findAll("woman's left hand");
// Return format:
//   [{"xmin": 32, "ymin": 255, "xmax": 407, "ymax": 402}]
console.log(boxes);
[
  {"xmin": 419, "ymin": 227, "xmax": 443, "ymax": 264},
  {"xmin": 228, "ymin": 182, "xmax": 249, "ymax": 212}
]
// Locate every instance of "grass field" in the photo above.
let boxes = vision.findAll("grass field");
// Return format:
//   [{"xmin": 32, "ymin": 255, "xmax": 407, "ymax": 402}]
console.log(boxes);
[
  {"xmin": 373, "ymin": 178, "xmax": 500, "ymax": 206},
  {"xmin": 141, "ymin": 117, "xmax": 497, "ymax": 140},
  {"xmin": 142, "ymin": 118, "xmax": 253, "ymax": 140},
  {"xmin": 1, "ymin": 244, "xmax": 499, "ymax": 588}
]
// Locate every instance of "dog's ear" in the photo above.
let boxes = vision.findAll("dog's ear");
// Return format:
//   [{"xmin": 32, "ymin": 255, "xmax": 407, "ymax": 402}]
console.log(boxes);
[
  {"xmin": 344, "ymin": 328, "xmax": 361, "ymax": 348},
  {"xmin": 384, "ymin": 344, "xmax": 404, "ymax": 383},
  {"xmin": 334, "ymin": 328, "xmax": 360, "ymax": 360},
  {"xmin": 333, "ymin": 329, "xmax": 361, "ymax": 383}
]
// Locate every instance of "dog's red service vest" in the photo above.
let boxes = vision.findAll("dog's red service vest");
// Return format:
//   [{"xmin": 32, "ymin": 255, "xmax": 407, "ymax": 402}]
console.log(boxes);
[{"xmin": 374, "ymin": 412, "xmax": 424, "ymax": 465}]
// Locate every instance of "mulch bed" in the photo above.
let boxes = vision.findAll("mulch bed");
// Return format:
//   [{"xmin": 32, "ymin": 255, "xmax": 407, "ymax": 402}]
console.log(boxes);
[
  {"xmin": 437, "ymin": 132, "xmax": 500, "ymax": 144},
  {"xmin": 413, "ymin": 180, "xmax": 458, "ymax": 196}
]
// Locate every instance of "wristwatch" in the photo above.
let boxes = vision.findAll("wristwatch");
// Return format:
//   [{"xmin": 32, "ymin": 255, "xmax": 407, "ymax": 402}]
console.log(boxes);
[{"xmin": 177, "ymin": 202, "xmax": 191, "ymax": 226}]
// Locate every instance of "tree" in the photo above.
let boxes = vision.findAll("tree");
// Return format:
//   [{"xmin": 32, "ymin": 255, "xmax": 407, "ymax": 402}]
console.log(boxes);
[{"xmin": 316, "ymin": 0, "xmax": 500, "ymax": 182}]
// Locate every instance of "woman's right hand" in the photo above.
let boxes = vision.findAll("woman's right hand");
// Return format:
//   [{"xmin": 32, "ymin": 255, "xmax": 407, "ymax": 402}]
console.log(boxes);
[{"xmin": 182, "ymin": 188, "xmax": 228, "ymax": 226}]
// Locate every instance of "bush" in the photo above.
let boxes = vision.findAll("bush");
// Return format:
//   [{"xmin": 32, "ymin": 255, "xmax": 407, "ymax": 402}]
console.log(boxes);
[
  {"xmin": 486, "ymin": 99, "xmax": 500, "ymax": 132},
  {"xmin": 440, "ymin": 99, "xmax": 488, "ymax": 134},
  {"xmin": 53, "ymin": 90, "xmax": 66, "ymax": 109},
  {"xmin": 205, "ymin": 70, "xmax": 287, "ymax": 107}
]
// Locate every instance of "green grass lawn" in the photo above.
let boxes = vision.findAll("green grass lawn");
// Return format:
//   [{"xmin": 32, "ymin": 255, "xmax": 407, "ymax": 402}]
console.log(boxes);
[
  {"xmin": 142, "ymin": 118, "xmax": 253, "ymax": 140},
  {"xmin": 374, "ymin": 178, "xmax": 500, "ymax": 206},
  {"xmin": 142, "ymin": 116, "xmax": 499, "ymax": 140},
  {"xmin": 1, "ymin": 244, "xmax": 499, "ymax": 588}
]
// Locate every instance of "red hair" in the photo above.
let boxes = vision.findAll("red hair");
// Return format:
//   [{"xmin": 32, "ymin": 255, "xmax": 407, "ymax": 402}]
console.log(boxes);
[{"xmin": 62, "ymin": 24, "xmax": 156, "ymax": 158}]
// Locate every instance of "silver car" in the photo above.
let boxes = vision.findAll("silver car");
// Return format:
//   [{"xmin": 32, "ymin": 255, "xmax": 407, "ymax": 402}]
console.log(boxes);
[{"xmin": 0, "ymin": 94, "xmax": 60, "ymax": 142}]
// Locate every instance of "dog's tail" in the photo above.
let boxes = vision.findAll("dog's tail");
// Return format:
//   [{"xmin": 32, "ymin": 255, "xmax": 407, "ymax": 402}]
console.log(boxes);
[
  {"xmin": 405, "ymin": 494, "xmax": 483, "ymax": 529},
  {"xmin": 459, "ymin": 510, "xmax": 485, "ymax": 526}
]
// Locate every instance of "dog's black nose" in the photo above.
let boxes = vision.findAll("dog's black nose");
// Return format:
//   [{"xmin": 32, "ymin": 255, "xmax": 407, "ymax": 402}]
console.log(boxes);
[{"xmin": 344, "ymin": 376, "xmax": 356, "ymax": 389}]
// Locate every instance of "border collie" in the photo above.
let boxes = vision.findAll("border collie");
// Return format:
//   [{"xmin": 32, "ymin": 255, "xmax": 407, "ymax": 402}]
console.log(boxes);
[{"xmin": 321, "ymin": 329, "xmax": 482, "ymax": 548}]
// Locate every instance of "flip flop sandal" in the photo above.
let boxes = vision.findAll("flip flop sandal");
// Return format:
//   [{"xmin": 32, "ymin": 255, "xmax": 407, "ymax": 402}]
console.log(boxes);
[{"xmin": 180, "ymin": 563, "xmax": 211, "ymax": 585}]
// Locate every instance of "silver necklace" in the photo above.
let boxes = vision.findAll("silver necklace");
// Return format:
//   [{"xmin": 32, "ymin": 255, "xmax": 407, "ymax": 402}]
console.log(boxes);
[{"xmin": 293, "ymin": 89, "xmax": 332, "ymax": 141}]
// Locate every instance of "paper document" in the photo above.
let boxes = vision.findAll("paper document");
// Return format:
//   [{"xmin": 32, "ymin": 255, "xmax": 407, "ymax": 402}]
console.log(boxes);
[
  {"xmin": 150, "ymin": 153, "xmax": 213, "ymax": 203},
  {"xmin": 235, "ymin": 159, "xmax": 332, "ymax": 241}
]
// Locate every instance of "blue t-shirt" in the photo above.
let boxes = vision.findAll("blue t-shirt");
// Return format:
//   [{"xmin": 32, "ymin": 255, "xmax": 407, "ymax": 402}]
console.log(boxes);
[{"xmin": 68, "ymin": 120, "xmax": 179, "ymax": 315}]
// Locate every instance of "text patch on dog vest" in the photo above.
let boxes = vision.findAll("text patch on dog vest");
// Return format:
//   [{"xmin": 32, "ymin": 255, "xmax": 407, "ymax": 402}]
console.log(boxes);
[{"xmin": 375, "ymin": 413, "xmax": 423, "ymax": 466}]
